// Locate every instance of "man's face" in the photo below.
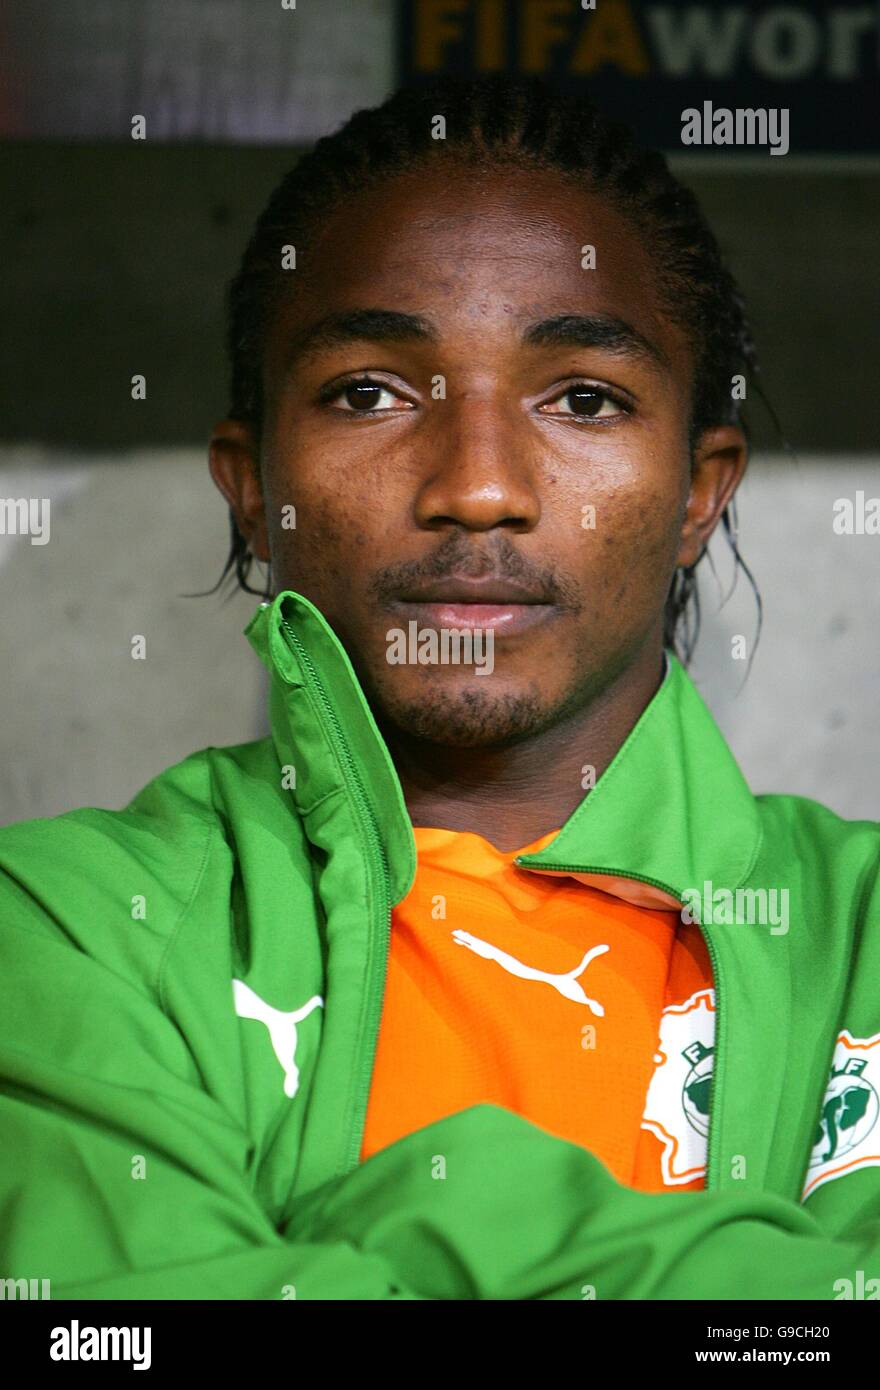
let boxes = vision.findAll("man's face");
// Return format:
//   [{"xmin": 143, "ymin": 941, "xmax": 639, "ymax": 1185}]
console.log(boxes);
[{"xmin": 212, "ymin": 161, "xmax": 744, "ymax": 748}]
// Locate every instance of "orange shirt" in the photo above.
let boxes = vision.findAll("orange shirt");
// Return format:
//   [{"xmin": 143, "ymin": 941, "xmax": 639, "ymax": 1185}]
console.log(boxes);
[{"xmin": 361, "ymin": 828, "xmax": 715, "ymax": 1191}]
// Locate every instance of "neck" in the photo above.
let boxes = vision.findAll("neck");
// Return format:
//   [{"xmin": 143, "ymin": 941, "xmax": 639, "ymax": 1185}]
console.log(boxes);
[{"xmin": 380, "ymin": 645, "xmax": 667, "ymax": 853}]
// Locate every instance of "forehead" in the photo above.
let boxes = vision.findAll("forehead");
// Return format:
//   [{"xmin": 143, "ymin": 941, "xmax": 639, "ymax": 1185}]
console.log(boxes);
[{"xmin": 268, "ymin": 161, "xmax": 689, "ymax": 368}]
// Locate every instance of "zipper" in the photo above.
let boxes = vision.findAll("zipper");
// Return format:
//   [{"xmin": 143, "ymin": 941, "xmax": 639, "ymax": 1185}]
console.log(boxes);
[
  {"xmin": 276, "ymin": 613, "xmax": 726, "ymax": 1190},
  {"xmin": 280, "ymin": 618, "xmax": 392, "ymax": 1176},
  {"xmin": 514, "ymin": 857, "xmax": 723, "ymax": 1191}
]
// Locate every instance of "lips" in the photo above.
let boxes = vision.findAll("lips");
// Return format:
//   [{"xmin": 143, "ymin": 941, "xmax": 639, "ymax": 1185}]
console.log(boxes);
[
  {"xmin": 389, "ymin": 574, "xmax": 557, "ymax": 635},
  {"xmin": 396, "ymin": 575, "xmax": 551, "ymax": 605}
]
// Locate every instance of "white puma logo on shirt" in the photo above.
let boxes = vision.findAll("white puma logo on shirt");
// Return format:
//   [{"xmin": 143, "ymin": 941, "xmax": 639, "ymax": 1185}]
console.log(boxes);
[
  {"xmin": 451, "ymin": 930, "xmax": 610, "ymax": 1016},
  {"xmin": 232, "ymin": 979, "xmax": 324, "ymax": 1098}
]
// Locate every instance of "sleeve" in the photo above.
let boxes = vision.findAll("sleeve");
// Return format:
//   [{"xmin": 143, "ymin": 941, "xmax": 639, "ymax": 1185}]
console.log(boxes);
[
  {"xmin": 0, "ymin": 903, "xmax": 431, "ymax": 1300},
  {"xmin": 282, "ymin": 1106, "xmax": 880, "ymax": 1301}
]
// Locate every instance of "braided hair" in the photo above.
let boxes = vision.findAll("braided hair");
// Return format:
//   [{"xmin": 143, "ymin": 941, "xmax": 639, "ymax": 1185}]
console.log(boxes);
[{"xmin": 215, "ymin": 75, "xmax": 764, "ymax": 664}]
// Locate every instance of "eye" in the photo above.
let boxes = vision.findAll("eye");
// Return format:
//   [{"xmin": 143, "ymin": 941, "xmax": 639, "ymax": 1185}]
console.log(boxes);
[
  {"xmin": 540, "ymin": 384, "xmax": 628, "ymax": 421},
  {"xmin": 322, "ymin": 377, "xmax": 412, "ymax": 414}
]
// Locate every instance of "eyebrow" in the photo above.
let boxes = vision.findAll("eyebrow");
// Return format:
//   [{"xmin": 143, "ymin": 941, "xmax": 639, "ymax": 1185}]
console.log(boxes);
[
  {"xmin": 283, "ymin": 307, "xmax": 666, "ymax": 373},
  {"xmin": 523, "ymin": 314, "xmax": 667, "ymax": 370},
  {"xmin": 284, "ymin": 309, "xmax": 437, "ymax": 369}
]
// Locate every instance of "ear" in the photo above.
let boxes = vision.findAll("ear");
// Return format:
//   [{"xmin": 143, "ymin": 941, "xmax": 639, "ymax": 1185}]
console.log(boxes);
[
  {"xmin": 208, "ymin": 418, "xmax": 270, "ymax": 564},
  {"xmin": 676, "ymin": 424, "xmax": 748, "ymax": 569}
]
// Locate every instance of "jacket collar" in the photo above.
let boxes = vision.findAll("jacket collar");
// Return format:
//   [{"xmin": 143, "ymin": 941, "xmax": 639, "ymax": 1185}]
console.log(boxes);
[{"xmin": 246, "ymin": 591, "xmax": 762, "ymax": 910}]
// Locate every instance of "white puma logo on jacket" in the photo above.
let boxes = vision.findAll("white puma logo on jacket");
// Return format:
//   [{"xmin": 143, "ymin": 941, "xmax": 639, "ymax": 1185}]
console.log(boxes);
[{"xmin": 232, "ymin": 979, "xmax": 324, "ymax": 1098}]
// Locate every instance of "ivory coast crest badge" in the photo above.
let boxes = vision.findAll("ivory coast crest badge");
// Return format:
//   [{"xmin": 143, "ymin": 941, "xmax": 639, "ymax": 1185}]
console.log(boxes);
[
  {"xmin": 802, "ymin": 1030, "xmax": 880, "ymax": 1200},
  {"xmin": 641, "ymin": 989, "xmax": 716, "ymax": 1186}
]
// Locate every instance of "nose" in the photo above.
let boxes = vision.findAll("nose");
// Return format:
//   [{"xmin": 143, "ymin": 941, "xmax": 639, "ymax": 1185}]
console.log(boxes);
[{"xmin": 412, "ymin": 395, "xmax": 541, "ymax": 534}]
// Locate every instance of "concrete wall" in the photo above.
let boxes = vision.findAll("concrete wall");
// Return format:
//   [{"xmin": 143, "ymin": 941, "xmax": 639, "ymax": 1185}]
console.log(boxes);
[{"xmin": 0, "ymin": 447, "xmax": 263, "ymax": 824}]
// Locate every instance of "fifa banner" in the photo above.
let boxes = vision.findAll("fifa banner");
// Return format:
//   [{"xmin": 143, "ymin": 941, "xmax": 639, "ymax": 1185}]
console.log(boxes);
[{"xmin": 396, "ymin": 0, "xmax": 880, "ymax": 155}]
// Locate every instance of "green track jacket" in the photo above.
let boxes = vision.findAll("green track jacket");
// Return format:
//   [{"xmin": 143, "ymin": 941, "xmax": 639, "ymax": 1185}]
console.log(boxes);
[{"xmin": 1, "ymin": 590, "xmax": 879, "ymax": 1301}]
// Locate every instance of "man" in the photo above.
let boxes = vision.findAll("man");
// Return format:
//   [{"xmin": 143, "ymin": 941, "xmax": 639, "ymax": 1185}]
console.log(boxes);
[{"xmin": 1, "ymin": 77, "xmax": 878, "ymax": 1301}]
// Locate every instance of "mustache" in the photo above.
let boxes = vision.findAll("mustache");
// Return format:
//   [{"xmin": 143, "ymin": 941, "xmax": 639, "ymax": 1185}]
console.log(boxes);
[{"xmin": 368, "ymin": 535, "xmax": 583, "ymax": 610}]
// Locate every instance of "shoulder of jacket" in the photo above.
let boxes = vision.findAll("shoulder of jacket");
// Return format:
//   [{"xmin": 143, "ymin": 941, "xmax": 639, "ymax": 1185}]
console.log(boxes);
[
  {"xmin": 755, "ymin": 790, "xmax": 880, "ymax": 843},
  {"xmin": 754, "ymin": 791, "xmax": 880, "ymax": 908},
  {"xmin": 0, "ymin": 739, "xmax": 277, "ymax": 937}
]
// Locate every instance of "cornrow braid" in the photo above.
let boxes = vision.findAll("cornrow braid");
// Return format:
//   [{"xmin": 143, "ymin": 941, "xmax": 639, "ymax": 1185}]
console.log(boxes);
[{"xmin": 210, "ymin": 75, "xmax": 766, "ymax": 663}]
